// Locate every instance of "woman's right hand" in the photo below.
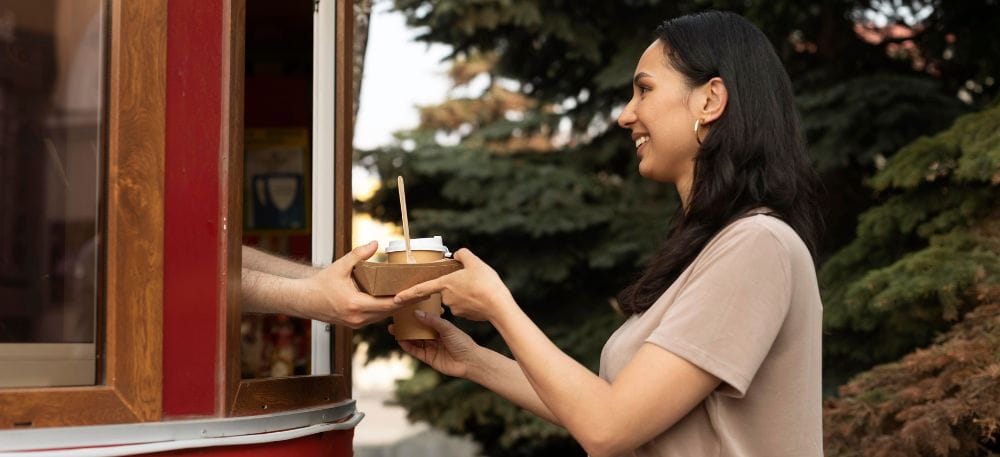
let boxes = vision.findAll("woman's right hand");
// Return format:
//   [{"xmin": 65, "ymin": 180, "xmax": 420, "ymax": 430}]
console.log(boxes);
[{"xmin": 391, "ymin": 310, "xmax": 483, "ymax": 379}]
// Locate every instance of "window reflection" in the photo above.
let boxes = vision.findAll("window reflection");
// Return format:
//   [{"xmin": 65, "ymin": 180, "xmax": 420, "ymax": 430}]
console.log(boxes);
[{"xmin": 0, "ymin": 0, "xmax": 105, "ymax": 387}]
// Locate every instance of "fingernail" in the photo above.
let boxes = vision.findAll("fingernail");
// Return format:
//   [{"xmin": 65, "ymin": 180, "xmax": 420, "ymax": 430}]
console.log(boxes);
[
  {"xmin": 368, "ymin": 240, "xmax": 377, "ymax": 246},
  {"xmin": 394, "ymin": 296, "xmax": 402, "ymax": 304},
  {"xmin": 414, "ymin": 310, "xmax": 426, "ymax": 318}
]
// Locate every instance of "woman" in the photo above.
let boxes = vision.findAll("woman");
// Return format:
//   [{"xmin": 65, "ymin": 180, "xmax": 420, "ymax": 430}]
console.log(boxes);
[{"xmin": 391, "ymin": 11, "xmax": 824, "ymax": 457}]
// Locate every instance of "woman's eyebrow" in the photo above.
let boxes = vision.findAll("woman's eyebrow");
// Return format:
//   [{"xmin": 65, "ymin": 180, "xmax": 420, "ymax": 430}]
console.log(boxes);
[{"xmin": 633, "ymin": 72, "xmax": 652, "ymax": 86}]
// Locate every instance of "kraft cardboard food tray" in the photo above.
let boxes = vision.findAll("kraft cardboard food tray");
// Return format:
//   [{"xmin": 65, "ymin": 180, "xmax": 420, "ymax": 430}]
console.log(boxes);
[{"xmin": 352, "ymin": 259, "xmax": 463, "ymax": 296}]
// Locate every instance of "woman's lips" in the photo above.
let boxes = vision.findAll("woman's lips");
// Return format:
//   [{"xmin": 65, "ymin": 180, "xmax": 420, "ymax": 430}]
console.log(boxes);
[{"xmin": 634, "ymin": 135, "xmax": 649, "ymax": 159}]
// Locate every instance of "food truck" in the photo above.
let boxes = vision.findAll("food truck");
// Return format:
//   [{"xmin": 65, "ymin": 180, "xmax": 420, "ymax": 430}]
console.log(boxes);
[{"xmin": 0, "ymin": 0, "xmax": 363, "ymax": 454}]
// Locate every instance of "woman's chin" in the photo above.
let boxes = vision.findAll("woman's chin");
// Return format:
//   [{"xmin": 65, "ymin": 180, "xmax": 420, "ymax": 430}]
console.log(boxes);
[
  {"xmin": 637, "ymin": 159, "xmax": 651, "ymax": 178},
  {"xmin": 637, "ymin": 162, "xmax": 674, "ymax": 183},
  {"xmin": 637, "ymin": 161, "xmax": 658, "ymax": 180}
]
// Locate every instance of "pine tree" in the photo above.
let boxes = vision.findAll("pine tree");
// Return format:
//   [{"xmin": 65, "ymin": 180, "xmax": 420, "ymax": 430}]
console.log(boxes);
[{"xmin": 821, "ymin": 100, "xmax": 1000, "ymax": 389}]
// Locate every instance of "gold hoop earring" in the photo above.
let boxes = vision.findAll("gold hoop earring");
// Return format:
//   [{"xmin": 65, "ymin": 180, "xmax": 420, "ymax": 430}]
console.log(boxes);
[{"xmin": 694, "ymin": 119, "xmax": 703, "ymax": 145}]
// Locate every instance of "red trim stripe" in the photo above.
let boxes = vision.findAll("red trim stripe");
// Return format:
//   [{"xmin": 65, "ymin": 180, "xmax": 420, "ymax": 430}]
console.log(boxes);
[{"xmin": 164, "ymin": 0, "xmax": 224, "ymax": 417}]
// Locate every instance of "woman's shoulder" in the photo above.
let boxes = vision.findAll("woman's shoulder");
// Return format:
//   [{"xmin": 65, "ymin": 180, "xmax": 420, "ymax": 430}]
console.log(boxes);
[{"xmin": 713, "ymin": 210, "xmax": 807, "ymax": 259}]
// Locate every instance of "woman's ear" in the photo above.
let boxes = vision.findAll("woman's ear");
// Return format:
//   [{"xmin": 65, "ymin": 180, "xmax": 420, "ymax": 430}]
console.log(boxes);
[{"xmin": 697, "ymin": 77, "xmax": 728, "ymax": 124}]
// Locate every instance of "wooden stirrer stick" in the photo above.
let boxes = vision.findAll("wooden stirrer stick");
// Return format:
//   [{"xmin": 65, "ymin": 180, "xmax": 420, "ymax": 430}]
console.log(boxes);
[{"xmin": 397, "ymin": 176, "xmax": 416, "ymax": 263}]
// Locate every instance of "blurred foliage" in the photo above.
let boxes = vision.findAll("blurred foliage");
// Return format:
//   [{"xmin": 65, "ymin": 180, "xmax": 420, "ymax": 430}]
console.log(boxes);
[
  {"xmin": 353, "ymin": 0, "xmax": 1000, "ymax": 455},
  {"xmin": 820, "ymin": 101, "xmax": 1000, "ymax": 389},
  {"xmin": 824, "ymin": 301, "xmax": 1000, "ymax": 456}
]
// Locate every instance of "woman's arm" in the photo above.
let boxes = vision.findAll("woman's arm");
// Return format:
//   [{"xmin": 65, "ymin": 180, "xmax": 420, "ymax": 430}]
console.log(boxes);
[
  {"xmin": 468, "ymin": 345, "xmax": 562, "ymax": 426},
  {"xmin": 395, "ymin": 249, "xmax": 720, "ymax": 457},
  {"xmin": 491, "ymin": 303, "xmax": 719, "ymax": 457},
  {"xmin": 242, "ymin": 245, "xmax": 319, "ymax": 279}
]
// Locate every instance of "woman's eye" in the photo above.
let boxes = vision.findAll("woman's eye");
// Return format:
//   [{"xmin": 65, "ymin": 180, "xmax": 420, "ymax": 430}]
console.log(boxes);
[{"xmin": 638, "ymin": 86, "xmax": 650, "ymax": 96}]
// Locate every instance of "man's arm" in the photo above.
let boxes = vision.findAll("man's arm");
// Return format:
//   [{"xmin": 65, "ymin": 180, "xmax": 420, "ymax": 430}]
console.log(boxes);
[
  {"xmin": 241, "ymin": 241, "xmax": 402, "ymax": 327},
  {"xmin": 242, "ymin": 245, "xmax": 318, "ymax": 279},
  {"xmin": 242, "ymin": 268, "xmax": 310, "ymax": 317}
]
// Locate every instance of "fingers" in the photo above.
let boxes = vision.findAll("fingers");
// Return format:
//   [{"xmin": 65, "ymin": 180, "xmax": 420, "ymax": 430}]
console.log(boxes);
[
  {"xmin": 452, "ymin": 248, "xmax": 478, "ymax": 264},
  {"xmin": 335, "ymin": 295, "xmax": 398, "ymax": 328},
  {"xmin": 398, "ymin": 339, "xmax": 436, "ymax": 361},
  {"xmin": 353, "ymin": 294, "xmax": 401, "ymax": 314},
  {"xmin": 394, "ymin": 277, "xmax": 445, "ymax": 304},
  {"xmin": 397, "ymin": 340, "xmax": 419, "ymax": 357},
  {"xmin": 413, "ymin": 309, "xmax": 457, "ymax": 334},
  {"xmin": 334, "ymin": 241, "xmax": 378, "ymax": 273},
  {"xmin": 353, "ymin": 240, "xmax": 379, "ymax": 259}
]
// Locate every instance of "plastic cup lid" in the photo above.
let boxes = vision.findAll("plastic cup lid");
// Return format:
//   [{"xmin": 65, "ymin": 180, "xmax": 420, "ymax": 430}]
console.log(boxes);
[{"xmin": 385, "ymin": 236, "xmax": 451, "ymax": 255}]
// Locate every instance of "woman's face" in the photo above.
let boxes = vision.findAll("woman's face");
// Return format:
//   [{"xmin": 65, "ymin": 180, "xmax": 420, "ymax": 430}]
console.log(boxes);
[{"xmin": 617, "ymin": 40, "xmax": 700, "ymax": 183}]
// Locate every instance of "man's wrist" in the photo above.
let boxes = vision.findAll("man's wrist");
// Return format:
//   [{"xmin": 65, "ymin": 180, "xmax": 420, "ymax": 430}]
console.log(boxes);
[{"xmin": 288, "ymin": 276, "xmax": 329, "ymax": 323}]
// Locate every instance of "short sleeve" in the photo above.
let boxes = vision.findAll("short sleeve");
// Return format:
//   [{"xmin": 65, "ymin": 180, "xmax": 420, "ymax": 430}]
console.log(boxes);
[{"xmin": 645, "ymin": 219, "xmax": 792, "ymax": 398}]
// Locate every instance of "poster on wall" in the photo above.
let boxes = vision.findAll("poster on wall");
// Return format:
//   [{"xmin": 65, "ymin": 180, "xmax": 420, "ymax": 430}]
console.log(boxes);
[{"xmin": 244, "ymin": 128, "xmax": 310, "ymax": 233}]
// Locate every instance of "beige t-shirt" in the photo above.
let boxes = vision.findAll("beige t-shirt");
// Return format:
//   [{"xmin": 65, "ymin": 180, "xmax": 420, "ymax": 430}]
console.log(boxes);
[{"xmin": 599, "ymin": 213, "xmax": 823, "ymax": 456}]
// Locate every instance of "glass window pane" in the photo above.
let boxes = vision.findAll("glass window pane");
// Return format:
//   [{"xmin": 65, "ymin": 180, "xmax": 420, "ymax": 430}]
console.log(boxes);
[{"xmin": 0, "ymin": 0, "xmax": 105, "ymax": 388}]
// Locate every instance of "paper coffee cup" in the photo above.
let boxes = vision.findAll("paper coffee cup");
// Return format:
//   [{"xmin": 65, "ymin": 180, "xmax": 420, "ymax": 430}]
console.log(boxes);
[{"xmin": 387, "ymin": 236, "xmax": 450, "ymax": 340}]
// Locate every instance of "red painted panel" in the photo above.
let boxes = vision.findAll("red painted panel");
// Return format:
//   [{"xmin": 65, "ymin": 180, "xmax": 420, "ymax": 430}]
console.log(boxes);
[
  {"xmin": 146, "ymin": 430, "xmax": 353, "ymax": 457},
  {"xmin": 163, "ymin": 0, "xmax": 224, "ymax": 416}
]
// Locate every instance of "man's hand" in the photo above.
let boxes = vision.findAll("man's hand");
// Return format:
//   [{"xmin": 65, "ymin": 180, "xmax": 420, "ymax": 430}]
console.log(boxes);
[{"xmin": 298, "ymin": 241, "xmax": 401, "ymax": 328}]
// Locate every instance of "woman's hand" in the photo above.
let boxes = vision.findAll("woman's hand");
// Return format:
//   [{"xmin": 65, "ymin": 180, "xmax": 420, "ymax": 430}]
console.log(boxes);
[
  {"xmin": 392, "ymin": 310, "xmax": 484, "ymax": 379},
  {"xmin": 394, "ymin": 248, "xmax": 515, "ymax": 322}
]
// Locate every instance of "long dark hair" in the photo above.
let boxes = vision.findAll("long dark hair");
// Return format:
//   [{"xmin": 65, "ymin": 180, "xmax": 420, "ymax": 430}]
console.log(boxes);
[{"xmin": 617, "ymin": 11, "xmax": 824, "ymax": 315}]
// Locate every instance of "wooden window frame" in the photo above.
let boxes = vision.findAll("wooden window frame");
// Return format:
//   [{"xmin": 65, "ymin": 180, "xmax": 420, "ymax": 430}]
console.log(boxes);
[
  {"xmin": 0, "ymin": 0, "xmax": 166, "ymax": 429},
  {"xmin": 223, "ymin": 0, "xmax": 355, "ymax": 417}
]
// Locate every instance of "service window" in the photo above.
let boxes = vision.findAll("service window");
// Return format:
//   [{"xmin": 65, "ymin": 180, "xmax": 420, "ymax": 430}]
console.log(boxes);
[{"xmin": 224, "ymin": 0, "xmax": 354, "ymax": 416}]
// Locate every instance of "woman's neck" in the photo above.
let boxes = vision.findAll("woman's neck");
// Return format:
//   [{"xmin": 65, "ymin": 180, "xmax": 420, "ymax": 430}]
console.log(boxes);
[{"xmin": 675, "ymin": 174, "xmax": 692, "ymax": 212}]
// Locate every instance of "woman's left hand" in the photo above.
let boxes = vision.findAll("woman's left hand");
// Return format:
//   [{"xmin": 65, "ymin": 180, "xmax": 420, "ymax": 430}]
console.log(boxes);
[{"xmin": 394, "ymin": 248, "xmax": 514, "ymax": 322}]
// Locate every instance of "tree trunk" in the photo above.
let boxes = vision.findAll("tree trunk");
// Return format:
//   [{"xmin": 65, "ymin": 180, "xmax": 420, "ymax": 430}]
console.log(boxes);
[{"xmin": 352, "ymin": 0, "xmax": 373, "ymax": 123}]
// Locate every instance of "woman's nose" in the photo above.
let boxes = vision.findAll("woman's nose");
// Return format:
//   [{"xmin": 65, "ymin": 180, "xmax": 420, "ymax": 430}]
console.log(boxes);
[{"xmin": 617, "ymin": 100, "xmax": 636, "ymax": 129}]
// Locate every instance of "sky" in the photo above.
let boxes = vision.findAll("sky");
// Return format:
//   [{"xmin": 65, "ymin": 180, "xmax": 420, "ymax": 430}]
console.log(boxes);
[
  {"xmin": 353, "ymin": 1, "xmax": 452, "ymax": 151},
  {"xmin": 351, "ymin": 1, "xmax": 453, "ymax": 212}
]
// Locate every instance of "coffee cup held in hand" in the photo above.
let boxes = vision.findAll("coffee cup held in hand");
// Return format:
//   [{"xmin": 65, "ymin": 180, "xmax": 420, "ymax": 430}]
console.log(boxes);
[
  {"xmin": 350, "ymin": 236, "xmax": 460, "ymax": 340},
  {"xmin": 386, "ymin": 236, "xmax": 449, "ymax": 340}
]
